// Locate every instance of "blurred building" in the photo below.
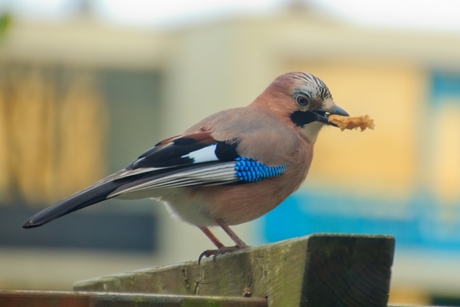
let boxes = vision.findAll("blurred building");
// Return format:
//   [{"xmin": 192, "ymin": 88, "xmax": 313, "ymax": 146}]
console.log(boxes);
[{"xmin": 0, "ymin": 3, "xmax": 460, "ymax": 305}]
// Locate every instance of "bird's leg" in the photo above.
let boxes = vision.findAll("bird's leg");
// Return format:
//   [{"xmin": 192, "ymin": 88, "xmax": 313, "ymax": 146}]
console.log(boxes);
[
  {"xmin": 197, "ymin": 220, "xmax": 249, "ymax": 263},
  {"xmin": 199, "ymin": 226, "xmax": 224, "ymax": 248},
  {"xmin": 210, "ymin": 219, "xmax": 249, "ymax": 260},
  {"xmin": 198, "ymin": 226, "xmax": 224, "ymax": 264},
  {"xmin": 216, "ymin": 218, "xmax": 248, "ymax": 248}
]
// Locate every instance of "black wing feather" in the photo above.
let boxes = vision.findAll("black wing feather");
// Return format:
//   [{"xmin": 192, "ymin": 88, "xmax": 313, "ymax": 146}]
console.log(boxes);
[
  {"xmin": 128, "ymin": 135, "xmax": 239, "ymax": 170},
  {"xmin": 22, "ymin": 176, "xmax": 136, "ymax": 228},
  {"xmin": 22, "ymin": 133, "xmax": 242, "ymax": 229}
]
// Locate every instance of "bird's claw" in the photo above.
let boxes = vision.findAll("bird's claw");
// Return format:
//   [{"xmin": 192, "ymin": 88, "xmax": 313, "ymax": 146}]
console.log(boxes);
[{"xmin": 198, "ymin": 244, "xmax": 248, "ymax": 264}]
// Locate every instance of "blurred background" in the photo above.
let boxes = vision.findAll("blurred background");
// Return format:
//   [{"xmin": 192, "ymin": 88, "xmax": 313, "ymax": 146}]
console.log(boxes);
[{"xmin": 0, "ymin": 0, "xmax": 460, "ymax": 305}]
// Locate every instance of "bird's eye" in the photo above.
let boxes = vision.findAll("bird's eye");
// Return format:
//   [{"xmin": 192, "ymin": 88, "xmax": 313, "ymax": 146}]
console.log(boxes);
[{"xmin": 296, "ymin": 95, "xmax": 309, "ymax": 107}]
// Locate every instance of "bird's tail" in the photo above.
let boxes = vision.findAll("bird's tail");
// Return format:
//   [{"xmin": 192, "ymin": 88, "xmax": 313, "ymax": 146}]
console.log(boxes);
[{"xmin": 22, "ymin": 179, "xmax": 125, "ymax": 228}]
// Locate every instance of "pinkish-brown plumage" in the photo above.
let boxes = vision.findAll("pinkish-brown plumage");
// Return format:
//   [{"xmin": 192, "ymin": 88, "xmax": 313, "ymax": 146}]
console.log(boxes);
[{"xmin": 22, "ymin": 72, "xmax": 349, "ymax": 261}]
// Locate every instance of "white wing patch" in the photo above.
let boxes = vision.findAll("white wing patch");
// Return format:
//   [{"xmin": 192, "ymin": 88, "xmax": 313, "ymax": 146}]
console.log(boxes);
[
  {"xmin": 108, "ymin": 162, "xmax": 237, "ymax": 198},
  {"xmin": 183, "ymin": 144, "xmax": 218, "ymax": 163}
]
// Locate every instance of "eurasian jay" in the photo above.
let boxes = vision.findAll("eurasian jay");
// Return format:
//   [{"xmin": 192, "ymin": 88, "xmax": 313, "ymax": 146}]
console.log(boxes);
[{"xmin": 22, "ymin": 72, "xmax": 348, "ymax": 261}]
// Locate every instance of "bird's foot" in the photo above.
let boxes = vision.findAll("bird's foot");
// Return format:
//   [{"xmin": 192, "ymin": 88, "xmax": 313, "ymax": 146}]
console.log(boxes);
[{"xmin": 198, "ymin": 244, "xmax": 248, "ymax": 264}]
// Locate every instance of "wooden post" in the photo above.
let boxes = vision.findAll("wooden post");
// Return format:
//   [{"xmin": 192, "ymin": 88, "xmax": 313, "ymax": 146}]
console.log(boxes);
[{"xmin": 74, "ymin": 234, "xmax": 395, "ymax": 307}]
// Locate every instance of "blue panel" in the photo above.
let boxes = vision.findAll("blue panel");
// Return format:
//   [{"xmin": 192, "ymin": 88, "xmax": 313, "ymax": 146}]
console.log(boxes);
[
  {"xmin": 262, "ymin": 190, "xmax": 460, "ymax": 251},
  {"xmin": 430, "ymin": 71, "xmax": 460, "ymax": 105}
]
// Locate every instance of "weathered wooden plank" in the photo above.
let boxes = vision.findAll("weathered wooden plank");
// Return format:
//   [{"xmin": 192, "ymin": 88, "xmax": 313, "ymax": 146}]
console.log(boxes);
[
  {"xmin": 0, "ymin": 290, "xmax": 267, "ymax": 307},
  {"xmin": 74, "ymin": 234, "xmax": 395, "ymax": 307}
]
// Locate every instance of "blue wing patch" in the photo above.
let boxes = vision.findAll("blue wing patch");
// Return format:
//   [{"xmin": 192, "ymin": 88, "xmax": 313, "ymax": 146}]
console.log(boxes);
[{"xmin": 234, "ymin": 157, "xmax": 287, "ymax": 182}]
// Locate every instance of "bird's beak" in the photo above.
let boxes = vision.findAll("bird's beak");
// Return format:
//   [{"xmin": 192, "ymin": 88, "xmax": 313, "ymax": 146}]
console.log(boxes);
[{"xmin": 312, "ymin": 105, "xmax": 349, "ymax": 126}]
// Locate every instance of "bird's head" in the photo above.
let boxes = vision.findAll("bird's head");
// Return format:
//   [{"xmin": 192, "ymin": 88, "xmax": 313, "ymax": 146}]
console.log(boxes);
[{"xmin": 253, "ymin": 72, "xmax": 349, "ymax": 142}]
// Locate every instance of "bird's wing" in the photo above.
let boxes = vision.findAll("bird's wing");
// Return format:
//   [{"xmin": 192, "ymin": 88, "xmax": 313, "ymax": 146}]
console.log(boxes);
[
  {"xmin": 108, "ymin": 131, "xmax": 287, "ymax": 197},
  {"xmin": 22, "ymin": 130, "xmax": 288, "ymax": 228}
]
